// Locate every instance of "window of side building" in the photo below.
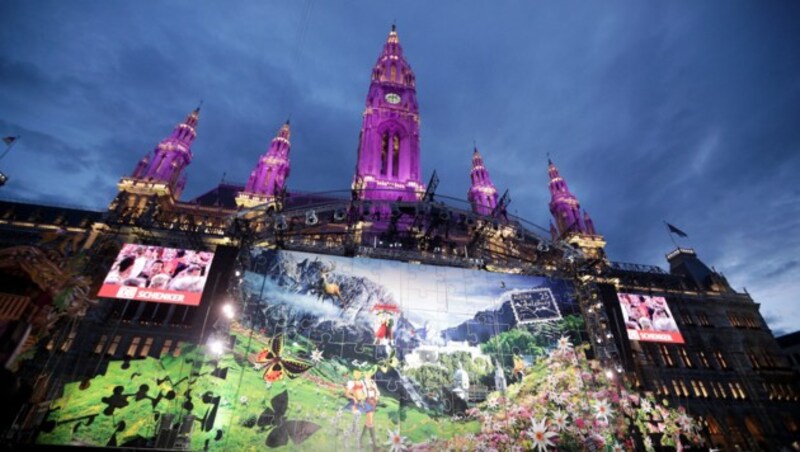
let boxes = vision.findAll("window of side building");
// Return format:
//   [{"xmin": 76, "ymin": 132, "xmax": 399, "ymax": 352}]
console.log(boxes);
[
  {"xmin": 713, "ymin": 350, "xmax": 729, "ymax": 370},
  {"xmin": 677, "ymin": 346, "xmax": 694, "ymax": 368},
  {"xmin": 679, "ymin": 309, "xmax": 695, "ymax": 326},
  {"xmin": 658, "ymin": 345, "xmax": 676, "ymax": 367},
  {"xmin": 697, "ymin": 350, "xmax": 711, "ymax": 368},
  {"xmin": 697, "ymin": 311, "xmax": 712, "ymax": 327}
]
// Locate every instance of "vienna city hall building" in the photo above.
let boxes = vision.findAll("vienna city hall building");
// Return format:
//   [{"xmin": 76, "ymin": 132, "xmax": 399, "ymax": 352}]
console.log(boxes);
[{"xmin": 0, "ymin": 27, "xmax": 797, "ymax": 451}]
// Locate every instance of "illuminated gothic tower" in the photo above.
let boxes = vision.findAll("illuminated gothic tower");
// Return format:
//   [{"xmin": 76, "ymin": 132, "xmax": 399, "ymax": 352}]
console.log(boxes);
[
  {"xmin": 353, "ymin": 25, "xmax": 424, "ymax": 202},
  {"xmin": 548, "ymin": 159, "xmax": 605, "ymax": 257},
  {"xmin": 548, "ymin": 159, "xmax": 594, "ymax": 236},
  {"xmin": 131, "ymin": 107, "xmax": 200, "ymax": 198},
  {"xmin": 467, "ymin": 147, "xmax": 499, "ymax": 216},
  {"xmin": 236, "ymin": 121, "xmax": 292, "ymax": 209}
]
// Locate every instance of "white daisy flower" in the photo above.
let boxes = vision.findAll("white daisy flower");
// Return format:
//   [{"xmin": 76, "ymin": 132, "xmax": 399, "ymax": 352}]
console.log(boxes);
[
  {"xmin": 551, "ymin": 409, "xmax": 568, "ymax": 431},
  {"xmin": 385, "ymin": 428, "xmax": 407, "ymax": 452},
  {"xmin": 593, "ymin": 399, "xmax": 613, "ymax": 422},
  {"xmin": 528, "ymin": 417, "xmax": 557, "ymax": 452}
]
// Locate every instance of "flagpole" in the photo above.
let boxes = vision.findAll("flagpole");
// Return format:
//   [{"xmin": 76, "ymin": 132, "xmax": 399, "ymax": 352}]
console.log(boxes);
[
  {"xmin": 664, "ymin": 221, "xmax": 679, "ymax": 249},
  {"xmin": 0, "ymin": 135, "xmax": 21, "ymax": 161}
]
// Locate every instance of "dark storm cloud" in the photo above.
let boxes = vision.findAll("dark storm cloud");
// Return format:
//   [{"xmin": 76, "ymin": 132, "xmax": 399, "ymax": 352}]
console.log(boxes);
[
  {"xmin": 764, "ymin": 261, "xmax": 799, "ymax": 280},
  {"xmin": 1, "ymin": 1, "xmax": 798, "ymax": 333}
]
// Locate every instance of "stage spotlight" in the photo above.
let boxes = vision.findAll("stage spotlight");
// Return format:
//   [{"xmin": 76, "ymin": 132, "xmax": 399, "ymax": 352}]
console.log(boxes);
[
  {"xmin": 208, "ymin": 338, "xmax": 224, "ymax": 356},
  {"xmin": 333, "ymin": 208, "xmax": 347, "ymax": 221},
  {"xmin": 305, "ymin": 210, "xmax": 319, "ymax": 226}
]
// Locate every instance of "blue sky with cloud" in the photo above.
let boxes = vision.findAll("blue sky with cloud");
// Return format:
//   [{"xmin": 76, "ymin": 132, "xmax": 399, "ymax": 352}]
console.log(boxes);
[{"xmin": 1, "ymin": 1, "xmax": 798, "ymax": 334}]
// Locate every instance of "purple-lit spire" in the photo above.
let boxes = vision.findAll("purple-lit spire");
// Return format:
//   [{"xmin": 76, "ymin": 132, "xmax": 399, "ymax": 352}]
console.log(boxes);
[
  {"xmin": 236, "ymin": 121, "xmax": 292, "ymax": 209},
  {"xmin": 468, "ymin": 147, "xmax": 499, "ymax": 216},
  {"xmin": 132, "ymin": 107, "xmax": 200, "ymax": 195},
  {"xmin": 243, "ymin": 121, "xmax": 291, "ymax": 197},
  {"xmin": 583, "ymin": 209, "xmax": 596, "ymax": 235},
  {"xmin": 352, "ymin": 25, "xmax": 424, "ymax": 202},
  {"xmin": 548, "ymin": 159, "xmax": 594, "ymax": 236}
]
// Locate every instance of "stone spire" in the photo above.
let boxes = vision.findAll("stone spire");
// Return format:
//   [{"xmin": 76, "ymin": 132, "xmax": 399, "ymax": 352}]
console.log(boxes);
[
  {"xmin": 236, "ymin": 121, "xmax": 292, "ymax": 209},
  {"xmin": 352, "ymin": 24, "xmax": 424, "ymax": 202},
  {"xmin": 467, "ymin": 147, "xmax": 499, "ymax": 216},
  {"xmin": 548, "ymin": 159, "xmax": 592, "ymax": 236},
  {"xmin": 547, "ymin": 159, "xmax": 605, "ymax": 258},
  {"xmin": 132, "ymin": 106, "xmax": 200, "ymax": 197}
]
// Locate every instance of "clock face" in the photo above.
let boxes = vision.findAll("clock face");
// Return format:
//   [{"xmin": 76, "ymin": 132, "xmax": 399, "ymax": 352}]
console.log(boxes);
[{"xmin": 385, "ymin": 93, "xmax": 401, "ymax": 104}]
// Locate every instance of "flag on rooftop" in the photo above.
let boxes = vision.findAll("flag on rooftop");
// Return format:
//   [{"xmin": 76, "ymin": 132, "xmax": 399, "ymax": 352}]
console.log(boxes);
[{"xmin": 666, "ymin": 222, "xmax": 688, "ymax": 238}]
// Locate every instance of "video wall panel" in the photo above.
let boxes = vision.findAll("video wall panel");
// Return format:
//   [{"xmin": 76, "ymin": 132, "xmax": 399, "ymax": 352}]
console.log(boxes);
[
  {"xmin": 97, "ymin": 243, "xmax": 215, "ymax": 306},
  {"xmin": 39, "ymin": 249, "xmax": 586, "ymax": 449},
  {"xmin": 618, "ymin": 292, "xmax": 684, "ymax": 344}
]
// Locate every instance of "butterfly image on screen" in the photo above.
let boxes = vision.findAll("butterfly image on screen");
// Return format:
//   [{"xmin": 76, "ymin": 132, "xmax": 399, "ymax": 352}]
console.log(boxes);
[
  {"xmin": 249, "ymin": 334, "xmax": 313, "ymax": 382},
  {"xmin": 257, "ymin": 390, "xmax": 321, "ymax": 447}
]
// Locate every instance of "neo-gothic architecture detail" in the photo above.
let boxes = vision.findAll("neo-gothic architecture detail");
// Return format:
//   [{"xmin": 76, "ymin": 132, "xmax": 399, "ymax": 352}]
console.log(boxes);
[
  {"xmin": 547, "ymin": 159, "xmax": 605, "ymax": 258},
  {"xmin": 548, "ymin": 158, "xmax": 593, "ymax": 236},
  {"xmin": 467, "ymin": 147, "xmax": 499, "ymax": 216},
  {"xmin": 131, "ymin": 107, "xmax": 200, "ymax": 198},
  {"xmin": 352, "ymin": 25, "xmax": 424, "ymax": 202},
  {"xmin": 236, "ymin": 121, "xmax": 292, "ymax": 209}
]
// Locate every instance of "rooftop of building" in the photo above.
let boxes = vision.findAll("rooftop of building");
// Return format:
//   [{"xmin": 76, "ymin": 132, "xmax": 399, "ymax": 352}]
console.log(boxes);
[{"xmin": 776, "ymin": 330, "xmax": 800, "ymax": 348}]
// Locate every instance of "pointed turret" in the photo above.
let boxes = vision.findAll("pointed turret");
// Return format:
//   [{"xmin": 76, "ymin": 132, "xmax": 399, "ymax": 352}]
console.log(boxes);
[
  {"xmin": 236, "ymin": 120, "xmax": 292, "ymax": 209},
  {"xmin": 548, "ymin": 159, "xmax": 588, "ymax": 236},
  {"xmin": 468, "ymin": 147, "xmax": 499, "ymax": 216},
  {"xmin": 547, "ymin": 159, "xmax": 606, "ymax": 258},
  {"xmin": 132, "ymin": 107, "xmax": 200, "ymax": 194},
  {"xmin": 583, "ymin": 209, "xmax": 596, "ymax": 235},
  {"xmin": 353, "ymin": 25, "xmax": 424, "ymax": 202}
]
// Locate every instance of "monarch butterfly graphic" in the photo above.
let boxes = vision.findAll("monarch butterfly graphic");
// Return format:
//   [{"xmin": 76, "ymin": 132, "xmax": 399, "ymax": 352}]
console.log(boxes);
[{"xmin": 249, "ymin": 334, "xmax": 313, "ymax": 382}]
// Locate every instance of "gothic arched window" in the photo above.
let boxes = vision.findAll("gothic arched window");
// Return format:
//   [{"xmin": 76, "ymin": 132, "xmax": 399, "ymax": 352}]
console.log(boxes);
[
  {"xmin": 380, "ymin": 134, "xmax": 389, "ymax": 175},
  {"xmin": 392, "ymin": 135, "xmax": 400, "ymax": 177}
]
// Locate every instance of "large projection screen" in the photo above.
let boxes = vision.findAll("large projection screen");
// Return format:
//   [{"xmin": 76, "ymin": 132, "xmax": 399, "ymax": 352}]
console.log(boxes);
[
  {"xmin": 97, "ymin": 243, "xmax": 215, "ymax": 306},
  {"xmin": 40, "ymin": 249, "xmax": 587, "ymax": 450},
  {"xmin": 617, "ymin": 292, "xmax": 684, "ymax": 344}
]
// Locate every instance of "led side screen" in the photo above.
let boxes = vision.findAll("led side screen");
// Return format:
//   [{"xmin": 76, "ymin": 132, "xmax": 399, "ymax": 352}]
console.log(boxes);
[
  {"xmin": 97, "ymin": 243, "xmax": 215, "ymax": 306},
  {"xmin": 618, "ymin": 293, "xmax": 684, "ymax": 344}
]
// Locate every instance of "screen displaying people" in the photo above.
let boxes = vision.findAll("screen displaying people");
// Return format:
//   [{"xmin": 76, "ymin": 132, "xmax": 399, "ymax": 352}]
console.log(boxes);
[
  {"xmin": 100, "ymin": 244, "xmax": 214, "ymax": 302},
  {"xmin": 617, "ymin": 293, "xmax": 684, "ymax": 343}
]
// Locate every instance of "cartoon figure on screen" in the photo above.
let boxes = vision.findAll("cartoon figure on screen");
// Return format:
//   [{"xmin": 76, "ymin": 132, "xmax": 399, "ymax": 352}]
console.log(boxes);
[
  {"xmin": 372, "ymin": 303, "xmax": 399, "ymax": 346},
  {"xmin": 375, "ymin": 313, "xmax": 394, "ymax": 345},
  {"xmin": 343, "ymin": 369, "xmax": 380, "ymax": 449}
]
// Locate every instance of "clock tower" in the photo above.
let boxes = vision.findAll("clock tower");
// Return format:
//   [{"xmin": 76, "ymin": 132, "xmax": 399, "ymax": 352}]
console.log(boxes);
[{"xmin": 353, "ymin": 25, "xmax": 424, "ymax": 202}]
